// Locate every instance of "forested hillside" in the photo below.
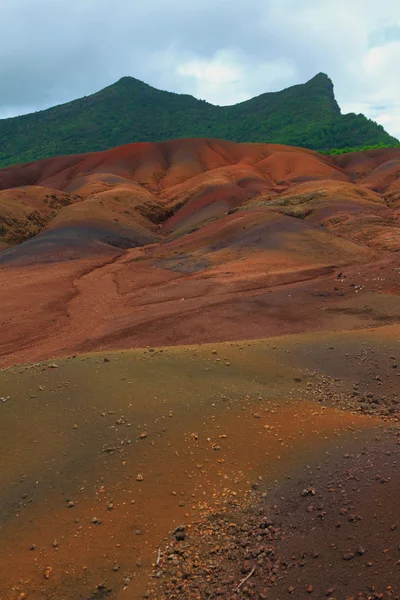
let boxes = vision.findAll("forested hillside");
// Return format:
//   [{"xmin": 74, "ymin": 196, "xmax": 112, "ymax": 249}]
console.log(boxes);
[{"xmin": 0, "ymin": 73, "xmax": 397, "ymax": 167}]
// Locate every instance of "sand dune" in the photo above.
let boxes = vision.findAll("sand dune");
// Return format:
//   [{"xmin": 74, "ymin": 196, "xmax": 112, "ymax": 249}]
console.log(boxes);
[{"xmin": 0, "ymin": 139, "xmax": 399, "ymax": 367}]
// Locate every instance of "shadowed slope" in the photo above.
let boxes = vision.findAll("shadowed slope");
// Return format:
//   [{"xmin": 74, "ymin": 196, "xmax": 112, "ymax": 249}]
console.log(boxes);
[
  {"xmin": 0, "ymin": 186, "xmax": 80, "ymax": 250},
  {"xmin": 0, "ymin": 139, "xmax": 350, "ymax": 263}
]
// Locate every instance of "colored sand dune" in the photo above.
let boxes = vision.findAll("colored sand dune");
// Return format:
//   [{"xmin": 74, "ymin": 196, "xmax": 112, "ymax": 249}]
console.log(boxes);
[{"xmin": 0, "ymin": 139, "xmax": 399, "ymax": 599}]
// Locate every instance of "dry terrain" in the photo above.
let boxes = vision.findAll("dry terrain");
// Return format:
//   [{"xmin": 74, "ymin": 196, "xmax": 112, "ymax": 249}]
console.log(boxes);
[{"xmin": 0, "ymin": 139, "xmax": 399, "ymax": 599}]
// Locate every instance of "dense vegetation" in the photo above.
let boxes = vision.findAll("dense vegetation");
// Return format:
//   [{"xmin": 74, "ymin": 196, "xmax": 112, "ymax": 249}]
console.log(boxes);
[
  {"xmin": 322, "ymin": 143, "xmax": 400, "ymax": 155},
  {"xmin": 0, "ymin": 73, "xmax": 398, "ymax": 168}
]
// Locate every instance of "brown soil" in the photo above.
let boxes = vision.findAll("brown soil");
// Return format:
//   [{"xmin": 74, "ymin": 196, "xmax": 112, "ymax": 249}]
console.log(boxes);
[
  {"xmin": 0, "ymin": 140, "xmax": 399, "ymax": 600},
  {"xmin": 154, "ymin": 426, "xmax": 400, "ymax": 600},
  {"xmin": 0, "ymin": 250, "xmax": 399, "ymax": 369},
  {"xmin": 0, "ymin": 329, "xmax": 398, "ymax": 599}
]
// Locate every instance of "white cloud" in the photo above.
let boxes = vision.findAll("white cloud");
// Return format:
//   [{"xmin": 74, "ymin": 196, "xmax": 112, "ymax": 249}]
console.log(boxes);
[
  {"xmin": 175, "ymin": 50, "xmax": 296, "ymax": 105},
  {"xmin": 339, "ymin": 39, "xmax": 400, "ymax": 136},
  {"xmin": 176, "ymin": 52, "xmax": 248, "ymax": 105}
]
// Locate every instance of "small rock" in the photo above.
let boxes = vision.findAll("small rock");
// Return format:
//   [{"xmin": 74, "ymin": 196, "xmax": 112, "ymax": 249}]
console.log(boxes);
[
  {"xmin": 171, "ymin": 525, "xmax": 186, "ymax": 540},
  {"xmin": 136, "ymin": 473, "xmax": 144, "ymax": 482},
  {"xmin": 326, "ymin": 588, "xmax": 335, "ymax": 597},
  {"xmin": 175, "ymin": 529, "xmax": 186, "ymax": 541}
]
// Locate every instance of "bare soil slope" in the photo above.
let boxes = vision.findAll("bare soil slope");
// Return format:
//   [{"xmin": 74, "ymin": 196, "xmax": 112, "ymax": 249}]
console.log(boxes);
[{"xmin": 0, "ymin": 140, "xmax": 399, "ymax": 367}]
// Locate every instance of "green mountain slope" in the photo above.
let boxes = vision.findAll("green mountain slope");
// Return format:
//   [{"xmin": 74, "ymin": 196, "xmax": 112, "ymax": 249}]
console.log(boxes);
[{"xmin": 0, "ymin": 73, "xmax": 398, "ymax": 167}]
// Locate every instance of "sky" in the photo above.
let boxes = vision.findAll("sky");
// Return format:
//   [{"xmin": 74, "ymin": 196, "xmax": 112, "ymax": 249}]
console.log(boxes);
[{"xmin": 1, "ymin": 0, "xmax": 400, "ymax": 138}]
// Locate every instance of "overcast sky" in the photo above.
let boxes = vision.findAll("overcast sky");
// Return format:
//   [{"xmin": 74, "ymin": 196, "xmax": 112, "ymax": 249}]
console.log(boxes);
[{"xmin": 1, "ymin": 0, "xmax": 400, "ymax": 138}]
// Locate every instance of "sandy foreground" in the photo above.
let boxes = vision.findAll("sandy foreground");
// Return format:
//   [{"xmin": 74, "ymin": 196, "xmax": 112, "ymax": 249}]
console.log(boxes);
[{"xmin": 0, "ymin": 326, "xmax": 399, "ymax": 599}]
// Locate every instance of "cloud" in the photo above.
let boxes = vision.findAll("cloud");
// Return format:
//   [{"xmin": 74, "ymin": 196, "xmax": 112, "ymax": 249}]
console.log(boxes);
[
  {"xmin": 0, "ymin": 0, "xmax": 399, "ymax": 138},
  {"xmin": 340, "ymin": 39, "xmax": 400, "ymax": 138},
  {"xmin": 175, "ymin": 50, "xmax": 296, "ymax": 105}
]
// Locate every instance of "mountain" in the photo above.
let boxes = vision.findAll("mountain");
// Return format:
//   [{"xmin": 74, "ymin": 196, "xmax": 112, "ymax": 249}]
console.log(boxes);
[{"xmin": 0, "ymin": 73, "xmax": 398, "ymax": 167}]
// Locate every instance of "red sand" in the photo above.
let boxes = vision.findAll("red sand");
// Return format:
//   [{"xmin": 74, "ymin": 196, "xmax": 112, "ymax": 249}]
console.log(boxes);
[{"xmin": 0, "ymin": 139, "xmax": 399, "ymax": 367}]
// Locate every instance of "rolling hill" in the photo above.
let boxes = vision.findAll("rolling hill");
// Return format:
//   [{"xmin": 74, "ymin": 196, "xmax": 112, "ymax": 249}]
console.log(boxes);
[
  {"xmin": 0, "ymin": 137, "xmax": 399, "ymax": 366},
  {"xmin": 0, "ymin": 73, "xmax": 398, "ymax": 168},
  {"xmin": 0, "ymin": 138, "xmax": 399, "ymax": 600}
]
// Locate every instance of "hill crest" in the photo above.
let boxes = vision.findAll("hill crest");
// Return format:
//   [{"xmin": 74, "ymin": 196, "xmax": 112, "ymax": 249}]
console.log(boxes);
[{"xmin": 0, "ymin": 73, "xmax": 397, "ymax": 167}]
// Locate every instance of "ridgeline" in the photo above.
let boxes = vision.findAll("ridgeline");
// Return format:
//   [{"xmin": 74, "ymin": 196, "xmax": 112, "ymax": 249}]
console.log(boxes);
[{"xmin": 0, "ymin": 73, "xmax": 398, "ymax": 167}]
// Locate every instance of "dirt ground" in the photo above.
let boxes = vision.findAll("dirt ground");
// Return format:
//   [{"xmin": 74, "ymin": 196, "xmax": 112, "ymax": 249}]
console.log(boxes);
[
  {"xmin": 0, "ymin": 142, "xmax": 399, "ymax": 599},
  {"xmin": 0, "ymin": 327, "xmax": 398, "ymax": 599},
  {"xmin": 0, "ymin": 251, "xmax": 399, "ymax": 370}
]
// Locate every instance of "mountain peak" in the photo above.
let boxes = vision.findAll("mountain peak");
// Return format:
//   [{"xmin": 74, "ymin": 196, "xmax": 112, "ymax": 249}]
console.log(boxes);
[
  {"xmin": 0, "ymin": 73, "xmax": 397, "ymax": 168},
  {"xmin": 303, "ymin": 72, "xmax": 335, "ymax": 95},
  {"xmin": 114, "ymin": 75, "xmax": 147, "ymax": 85},
  {"xmin": 107, "ymin": 75, "xmax": 152, "ymax": 90},
  {"xmin": 307, "ymin": 72, "xmax": 332, "ymax": 83}
]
